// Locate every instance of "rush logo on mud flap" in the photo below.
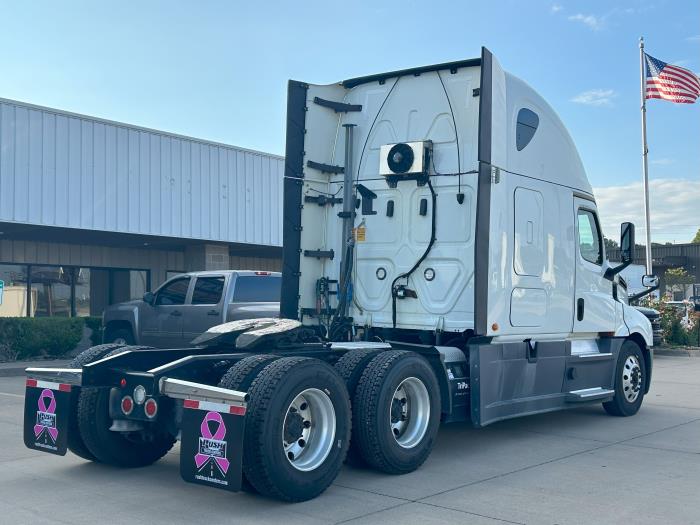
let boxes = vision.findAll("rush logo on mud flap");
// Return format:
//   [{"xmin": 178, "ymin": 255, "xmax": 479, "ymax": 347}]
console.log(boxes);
[
  {"xmin": 23, "ymin": 381, "xmax": 72, "ymax": 456},
  {"xmin": 180, "ymin": 400, "xmax": 245, "ymax": 492}
]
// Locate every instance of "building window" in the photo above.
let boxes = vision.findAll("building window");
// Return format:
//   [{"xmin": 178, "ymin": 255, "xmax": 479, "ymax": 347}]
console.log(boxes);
[
  {"xmin": 516, "ymin": 108, "xmax": 539, "ymax": 151},
  {"xmin": 30, "ymin": 266, "xmax": 72, "ymax": 317},
  {"xmin": 0, "ymin": 264, "xmax": 29, "ymax": 317},
  {"xmin": 0, "ymin": 263, "xmax": 151, "ymax": 318}
]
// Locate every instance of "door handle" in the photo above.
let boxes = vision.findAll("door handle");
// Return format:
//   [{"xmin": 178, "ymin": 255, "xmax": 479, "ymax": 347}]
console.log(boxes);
[
  {"xmin": 207, "ymin": 310, "xmax": 220, "ymax": 316},
  {"xmin": 170, "ymin": 310, "xmax": 182, "ymax": 317},
  {"xmin": 576, "ymin": 298, "xmax": 585, "ymax": 321}
]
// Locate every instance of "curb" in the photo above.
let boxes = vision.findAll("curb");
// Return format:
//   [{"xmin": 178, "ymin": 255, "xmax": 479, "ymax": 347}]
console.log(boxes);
[
  {"xmin": 0, "ymin": 360, "xmax": 71, "ymax": 378},
  {"xmin": 654, "ymin": 348, "xmax": 700, "ymax": 357}
]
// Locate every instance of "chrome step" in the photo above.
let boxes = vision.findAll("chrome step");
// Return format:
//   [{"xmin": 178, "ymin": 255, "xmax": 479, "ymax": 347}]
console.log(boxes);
[{"xmin": 566, "ymin": 387, "xmax": 614, "ymax": 402}]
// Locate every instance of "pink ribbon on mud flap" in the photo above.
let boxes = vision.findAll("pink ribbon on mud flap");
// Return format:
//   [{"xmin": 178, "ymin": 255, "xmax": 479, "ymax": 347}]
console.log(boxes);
[
  {"xmin": 194, "ymin": 411, "xmax": 230, "ymax": 474},
  {"xmin": 34, "ymin": 388, "xmax": 58, "ymax": 442}
]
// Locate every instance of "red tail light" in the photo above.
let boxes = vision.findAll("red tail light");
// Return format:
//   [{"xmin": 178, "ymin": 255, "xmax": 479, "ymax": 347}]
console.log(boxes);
[
  {"xmin": 254, "ymin": 271, "xmax": 271, "ymax": 275},
  {"xmin": 144, "ymin": 398, "xmax": 158, "ymax": 418},
  {"xmin": 121, "ymin": 396, "xmax": 134, "ymax": 415}
]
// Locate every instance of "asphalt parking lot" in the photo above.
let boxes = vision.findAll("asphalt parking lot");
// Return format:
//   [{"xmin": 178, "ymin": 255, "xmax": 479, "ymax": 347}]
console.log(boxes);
[{"xmin": 1, "ymin": 354, "xmax": 699, "ymax": 525}]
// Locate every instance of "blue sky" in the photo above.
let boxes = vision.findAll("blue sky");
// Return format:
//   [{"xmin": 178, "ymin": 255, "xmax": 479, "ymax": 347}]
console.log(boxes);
[{"xmin": 0, "ymin": 0, "xmax": 698, "ymax": 242}]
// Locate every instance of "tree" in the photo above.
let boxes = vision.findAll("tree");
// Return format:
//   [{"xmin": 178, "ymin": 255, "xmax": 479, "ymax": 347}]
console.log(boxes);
[
  {"xmin": 692, "ymin": 228, "xmax": 700, "ymax": 244},
  {"xmin": 664, "ymin": 267, "xmax": 694, "ymax": 299},
  {"xmin": 603, "ymin": 237, "xmax": 619, "ymax": 252}
]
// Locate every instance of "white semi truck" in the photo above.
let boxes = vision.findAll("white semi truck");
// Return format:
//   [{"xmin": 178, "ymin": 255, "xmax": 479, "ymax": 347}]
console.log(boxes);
[{"xmin": 23, "ymin": 48, "xmax": 657, "ymax": 502}]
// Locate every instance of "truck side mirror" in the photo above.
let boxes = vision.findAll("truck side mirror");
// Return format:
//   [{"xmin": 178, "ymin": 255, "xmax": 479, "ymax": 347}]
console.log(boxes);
[
  {"xmin": 642, "ymin": 275, "xmax": 659, "ymax": 288},
  {"xmin": 620, "ymin": 222, "xmax": 635, "ymax": 263},
  {"xmin": 143, "ymin": 292, "xmax": 155, "ymax": 305}
]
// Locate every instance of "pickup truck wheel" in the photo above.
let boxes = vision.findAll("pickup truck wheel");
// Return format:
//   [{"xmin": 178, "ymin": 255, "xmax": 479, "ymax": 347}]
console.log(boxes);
[
  {"xmin": 353, "ymin": 350, "xmax": 440, "ymax": 474},
  {"xmin": 105, "ymin": 328, "xmax": 134, "ymax": 346},
  {"xmin": 66, "ymin": 343, "xmax": 127, "ymax": 461},
  {"xmin": 242, "ymin": 357, "xmax": 351, "ymax": 502},
  {"xmin": 333, "ymin": 348, "xmax": 383, "ymax": 464},
  {"xmin": 603, "ymin": 340, "xmax": 647, "ymax": 417}
]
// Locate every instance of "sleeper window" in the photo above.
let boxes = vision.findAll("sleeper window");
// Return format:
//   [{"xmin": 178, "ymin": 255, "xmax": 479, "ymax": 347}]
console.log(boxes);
[
  {"xmin": 577, "ymin": 209, "xmax": 603, "ymax": 265},
  {"xmin": 516, "ymin": 108, "xmax": 539, "ymax": 151}
]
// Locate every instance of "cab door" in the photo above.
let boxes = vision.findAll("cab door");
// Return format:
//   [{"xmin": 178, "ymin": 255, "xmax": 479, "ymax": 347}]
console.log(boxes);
[
  {"xmin": 572, "ymin": 198, "xmax": 616, "ymax": 334},
  {"xmin": 140, "ymin": 276, "xmax": 190, "ymax": 347},
  {"xmin": 181, "ymin": 274, "xmax": 227, "ymax": 343}
]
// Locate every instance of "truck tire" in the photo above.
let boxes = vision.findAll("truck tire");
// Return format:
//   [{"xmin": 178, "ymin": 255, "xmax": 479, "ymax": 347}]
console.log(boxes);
[
  {"xmin": 105, "ymin": 327, "xmax": 135, "ymax": 346},
  {"xmin": 76, "ymin": 346, "xmax": 173, "ymax": 467},
  {"xmin": 66, "ymin": 343, "xmax": 127, "ymax": 460},
  {"xmin": 603, "ymin": 340, "xmax": 647, "ymax": 417},
  {"xmin": 242, "ymin": 356, "xmax": 351, "ymax": 502},
  {"xmin": 333, "ymin": 348, "xmax": 383, "ymax": 464},
  {"xmin": 353, "ymin": 350, "xmax": 440, "ymax": 474},
  {"xmin": 218, "ymin": 354, "xmax": 280, "ymax": 392},
  {"xmin": 334, "ymin": 348, "xmax": 384, "ymax": 400}
]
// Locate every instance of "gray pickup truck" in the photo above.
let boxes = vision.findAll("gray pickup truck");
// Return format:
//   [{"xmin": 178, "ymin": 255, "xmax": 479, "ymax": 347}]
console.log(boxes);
[{"xmin": 102, "ymin": 270, "xmax": 281, "ymax": 348}]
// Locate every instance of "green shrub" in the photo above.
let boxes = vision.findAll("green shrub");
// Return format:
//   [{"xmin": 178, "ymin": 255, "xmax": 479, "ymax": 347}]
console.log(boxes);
[
  {"xmin": 0, "ymin": 317, "xmax": 84, "ymax": 360},
  {"xmin": 84, "ymin": 316, "xmax": 103, "ymax": 346}
]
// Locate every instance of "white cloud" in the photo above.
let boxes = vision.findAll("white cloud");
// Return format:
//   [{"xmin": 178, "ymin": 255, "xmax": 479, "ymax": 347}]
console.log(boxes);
[
  {"xmin": 571, "ymin": 89, "xmax": 617, "ymax": 106},
  {"xmin": 551, "ymin": 4, "xmax": 563, "ymax": 13},
  {"xmin": 650, "ymin": 158, "xmax": 674, "ymax": 166},
  {"xmin": 594, "ymin": 178, "xmax": 700, "ymax": 244},
  {"xmin": 568, "ymin": 13, "xmax": 603, "ymax": 30},
  {"xmin": 687, "ymin": 35, "xmax": 700, "ymax": 42}
]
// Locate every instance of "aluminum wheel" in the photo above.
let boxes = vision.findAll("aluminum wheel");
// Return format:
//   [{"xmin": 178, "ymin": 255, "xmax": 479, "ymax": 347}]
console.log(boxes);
[
  {"xmin": 622, "ymin": 355, "xmax": 643, "ymax": 403},
  {"xmin": 390, "ymin": 377, "xmax": 430, "ymax": 449},
  {"xmin": 283, "ymin": 388, "xmax": 336, "ymax": 472}
]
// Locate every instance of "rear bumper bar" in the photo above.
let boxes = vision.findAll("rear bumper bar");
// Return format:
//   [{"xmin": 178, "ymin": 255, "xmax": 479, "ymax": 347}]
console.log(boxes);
[{"xmin": 25, "ymin": 368, "xmax": 248, "ymax": 411}]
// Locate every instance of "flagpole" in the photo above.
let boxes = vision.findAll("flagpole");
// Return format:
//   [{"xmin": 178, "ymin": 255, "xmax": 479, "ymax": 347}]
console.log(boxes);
[{"xmin": 639, "ymin": 36, "xmax": 653, "ymax": 276}]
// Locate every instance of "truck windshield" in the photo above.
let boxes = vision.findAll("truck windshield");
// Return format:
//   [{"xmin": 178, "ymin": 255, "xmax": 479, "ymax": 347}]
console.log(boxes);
[{"xmin": 232, "ymin": 276, "xmax": 281, "ymax": 302}]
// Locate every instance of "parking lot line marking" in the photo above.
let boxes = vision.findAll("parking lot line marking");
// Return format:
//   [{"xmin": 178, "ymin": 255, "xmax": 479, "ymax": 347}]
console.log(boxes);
[{"xmin": 0, "ymin": 391, "xmax": 23, "ymax": 399}]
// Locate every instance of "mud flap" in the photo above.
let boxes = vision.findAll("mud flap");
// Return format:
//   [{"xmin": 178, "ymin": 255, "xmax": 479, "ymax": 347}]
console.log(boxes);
[
  {"xmin": 180, "ymin": 399, "xmax": 246, "ymax": 492},
  {"xmin": 23, "ymin": 379, "xmax": 73, "ymax": 455}
]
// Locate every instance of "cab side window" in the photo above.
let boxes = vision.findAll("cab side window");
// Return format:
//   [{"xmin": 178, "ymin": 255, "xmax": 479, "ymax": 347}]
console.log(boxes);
[
  {"xmin": 577, "ymin": 209, "xmax": 603, "ymax": 265},
  {"xmin": 155, "ymin": 277, "xmax": 190, "ymax": 306},
  {"xmin": 191, "ymin": 276, "xmax": 225, "ymax": 305}
]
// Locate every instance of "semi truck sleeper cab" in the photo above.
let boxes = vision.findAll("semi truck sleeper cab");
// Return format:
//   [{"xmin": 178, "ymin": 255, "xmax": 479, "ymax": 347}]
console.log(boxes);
[{"xmin": 23, "ymin": 47, "xmax": 656, "ymax": 503}]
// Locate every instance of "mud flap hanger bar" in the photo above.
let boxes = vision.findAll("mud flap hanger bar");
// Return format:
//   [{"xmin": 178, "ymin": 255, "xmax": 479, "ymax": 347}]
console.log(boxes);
[
  {"xmin": 159, "ymin": 377, "xmax": 248, "ymax": 410},
  {"xmin": 25, "ymin": 368, "xmax": 83, "ymax": 386}
]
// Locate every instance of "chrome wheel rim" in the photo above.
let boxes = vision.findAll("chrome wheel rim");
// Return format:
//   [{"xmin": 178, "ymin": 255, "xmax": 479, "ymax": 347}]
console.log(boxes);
[
  {"xmin": 390, "ymin": 377, "xmax": 430, "ymax": 449},
  {"xmin": 622, "ymin": 355, "xmax": 642, "ymax": 403},
  {"xmin": 283, "ymin": 388, "xmax": 336, "ymax": 472}
]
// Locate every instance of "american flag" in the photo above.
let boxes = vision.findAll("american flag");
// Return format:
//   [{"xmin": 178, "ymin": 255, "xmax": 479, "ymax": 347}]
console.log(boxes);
[{"xmin": 645, "ymin": 53, "xmax": 700, "ymax": 104}]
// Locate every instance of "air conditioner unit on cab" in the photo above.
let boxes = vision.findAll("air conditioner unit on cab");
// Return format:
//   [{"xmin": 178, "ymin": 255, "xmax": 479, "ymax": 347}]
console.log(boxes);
[{"xmin": 379, "ymin": 141, "xmax": 432, "ymax": 183}]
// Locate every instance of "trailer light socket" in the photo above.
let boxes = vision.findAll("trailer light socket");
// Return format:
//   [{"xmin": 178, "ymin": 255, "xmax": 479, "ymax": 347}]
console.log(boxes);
[
  {"xmin": 121, "ymin": 396, "xmax": 134, "ymax": 416},
  {"xmin": 144, "ymin": 398, "xmax": 158, "ymax": 418}
]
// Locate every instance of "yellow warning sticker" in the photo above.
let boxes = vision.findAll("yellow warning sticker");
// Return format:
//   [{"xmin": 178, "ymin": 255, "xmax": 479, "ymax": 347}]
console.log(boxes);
[{"xmin": 353, "ymin": 227, "xmax": 366, "ymax": 242}]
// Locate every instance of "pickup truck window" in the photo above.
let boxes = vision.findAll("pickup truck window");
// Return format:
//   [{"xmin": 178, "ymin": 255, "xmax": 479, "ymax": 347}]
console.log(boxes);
[
  {"xmin": 191, "ymin": 276, "xmax": 225, "ymax": 305},
  {"xmin": 232, "ymin": 276, "xmax": 281, "ymax": 302},
  {"xmin": 155, "ymin": 277, "xmax": 190, "ymax": 306},
  {"xmin": 577, "ymin": 209, "xmax": 603, "ymax": 265}
]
